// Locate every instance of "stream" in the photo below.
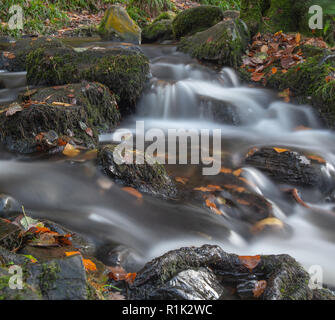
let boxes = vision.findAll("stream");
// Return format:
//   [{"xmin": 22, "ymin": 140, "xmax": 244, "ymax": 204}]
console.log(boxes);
[{"xmin": 1, "ymin": 41, "xmax": 335, "ymax": 286}]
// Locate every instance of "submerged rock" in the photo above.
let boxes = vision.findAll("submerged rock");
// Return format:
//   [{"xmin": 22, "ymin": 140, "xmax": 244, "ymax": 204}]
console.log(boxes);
[
  {"xmin": 142, "ymin": 19, "xmax": 173, "ymax": 44},
  {"xmin": 26, "ymin": 46, "xmax": 149, "ymax": 115},
  {"xmin": 98, "ymin": 5, "xmax": 141, "ymax": 44},
  {"xmin": 129, "ymin": 244, "xmax": 331, "ymax": 300},
  {"xmin": 0, "ymin": 81, "xmax": 120, "ymax": 153},
  {"xmin": 172, "ymin": 6, "xmax": 224, "ymax": 39},
  {"xmin": 98, "ymin": 144, "xmax": 177, "ymax": 199},
  {"xmin": 178, "ymin": 18, "xmax": 250, "ymax": 68}
]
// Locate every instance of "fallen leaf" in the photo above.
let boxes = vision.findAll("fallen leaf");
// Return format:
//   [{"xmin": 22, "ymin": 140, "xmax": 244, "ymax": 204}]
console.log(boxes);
[
  {"xmin": 63, "ymin": 143, "xmax": 80, "ymax": 157},
  {"xmin": 51, "ymin": 101, "xmax": 72, "ymax": 107},
  {"xmin": 85, "ymin": 127, "xmax": 93, "ymax": 137},
  {"xmin": 175, "ymin": 177, "xmax": 189, "ymax": 185},
  {"xmin": 251, "ymin": 72, "xmax": 264, "ymax": 82},
  {"xmin": 253, "ymin": 280, "xmax": 267, "ymax": 298},
  {"xmin": 238, "ymin": 255, "xmax": 261, "ymax": 272},
  {"xmin": 220, "ymin": 167, "xmax": 233, "ymax": 174},
  {"xmin": 273, "ymin": 147, "xmax": 289, "ymax": 153},
  {"xmin": 233, "ymin": 169, "xmax": 242, "ymax": 177},
  {"xmin": 122, "ymin": 187, "xmax": 143, "ymax": 200},
  {"xmin": 307, "ymin": 154, "xmax": 326, "ymax": 164},
  {"xmin": 6, "ymin": 104, "xmax": 22, "ymax": 117},
  {"xmin": 65, "ymin": 251, "xmax": 81, "ymax": 257},
  {"xmin": 251, "ymin": 217, "xmax": 284, "ymax": 234},
  {"xmin": 83, "ymin": 258, "xmax": 97, "ymax": 272},
  {"xmin": 271, "ymin": 67, "xmax": 278, "ymax": 74}
]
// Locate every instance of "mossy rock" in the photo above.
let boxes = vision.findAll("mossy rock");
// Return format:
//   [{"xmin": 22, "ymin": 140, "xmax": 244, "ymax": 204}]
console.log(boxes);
[
  {"xmin": 0, "ymin": 36, "xmax": 67, "ymax": 72},
  {"xmin": 98, "ymin": 144, "xmax": 177, "ymax": 199},
  {"xmin": 26, "ymin": 46, "xmax": 149, "ymax": 115},
  {"xmin": 98, "ymin": 5, "xmax": 141, "ymax": 44},
  {"xmin": 61, "ymin": 25, "xmax": 100, "ymax": 38},
  {"xmin": 240, "ymin": 0, "xmax": 328, "ymax": 36},
  {"xmin": 172, "ymin": 5, "xmax": 224, "ymax": 39},
  {"xmin": 178, "ymin": 18, "xmax": 250, "ymax": 68},
  {"xmin": 153, "ymin": 11, "xmax": 176, "ymax": 23},
  {"xmin": 142, "ymin": 19, "xmax": 173, "ymax": 43},
  {"xmin": 0, "ymin": 81, "xmax": 121, "ymax": 154}
]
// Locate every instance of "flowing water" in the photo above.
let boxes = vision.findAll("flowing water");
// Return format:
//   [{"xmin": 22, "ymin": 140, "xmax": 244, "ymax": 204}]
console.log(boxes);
[{"xmin": 2, "ymin": 42, "xmax": 335, "ymax": 285}]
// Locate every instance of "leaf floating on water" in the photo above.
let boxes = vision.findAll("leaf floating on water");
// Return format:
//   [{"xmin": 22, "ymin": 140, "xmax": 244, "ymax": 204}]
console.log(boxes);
[
  {"xmin": 253, "ymin": 280, "xmax": 267, "ymax": 298},
  {"xmin": 251, "ymin": 217, "xmax": 284, "ymax": 234},
  {"xmin": 63, "ymin": 143, "xmax": 80, "ymax": 157},
  {"xmin": 238, "ymin": 255, "xmax": 261, "ymax": 272},
  {"xmin": 122, "ymin": 187, "xmax": 143, "ymax": 200}
]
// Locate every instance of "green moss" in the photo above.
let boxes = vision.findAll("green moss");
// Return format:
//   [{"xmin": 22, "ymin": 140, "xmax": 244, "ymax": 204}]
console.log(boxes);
[
  {"xmin": 153, "ymin": 11, "xmax": 176, "ymax": 22},
  {"xmin": 172, "ymin": 5, "xmax": 224, "ymax": 39},
  {"xmin": 142, "ymin": 19, "xmax": 173, "ymax": 43},
  {"xmin": 39, "ymin": 262, "xmax": 60, "ymax": 296},
  {"xmin": 26, "ymin": 47, "xmax": 149, "ymax": 115},
  {"xmin": 178, "ymin": 18, "xmax": 250, "ymax": 68}
]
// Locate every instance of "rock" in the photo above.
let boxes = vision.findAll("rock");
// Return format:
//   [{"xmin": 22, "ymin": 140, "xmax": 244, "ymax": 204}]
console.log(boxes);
[
  {"xmin": 26, "ymin": 255, "xmax": 88, "ymax": 300},
  {"xmin": 240, "ymin": 0, "xmax": 319, "ymax": 36},
  {"xmin": 98, "ymin": 144, "xmax": 177, "ymax": 199},
  {"xmin": 172, "ymin": 6, "xmax": 224, "ymax": 39},
  {"xmin": 145, "ymin": 268, "xmax": 227, "ymax": 300},
  {"xmin": 129, "ymin": 244, "xmax": 328, "ymax": 300},
  {"xmin": 0, "ymin": 36, "xmax": 66, "ymax": 72},
  {"xmin": 178, "ymin": 18, "xmax": 250, "ymax": 68},
  {"xmin": 142, "ymin": 19, "xmax": 173, "ymax": 44},
  {"xmin": 153, "ymin": 11, "xmax": 176, "ymax": 23},
  {"xmin": 98, "ymin": 5, "xmax": 141, "ymax": 44},
  {"xmin": 61, "ymin": 25, "xmax": 100, "ymax": 38},
  {"xmin": 26, "ymin": 46, "xmax": 149, "ymax": 115},
  {"xmin": 244, "ymin": 148, "xmax": 331, "ymax": 189},
  {"xmin": 0, "ymin": 194, "xmax": 22, "ymax": 219},
  {"xmin": 0, "ymin": 219, "xmax": 22, "ymax": 251},
  {"xmin": 0, "ymin": 81, "xmax": 120, "ymax": 153}
]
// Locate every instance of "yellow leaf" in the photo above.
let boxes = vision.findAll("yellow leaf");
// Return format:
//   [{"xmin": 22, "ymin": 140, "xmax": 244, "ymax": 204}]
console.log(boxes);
[
  {"xmin": 65, "ymin": 251, "xmax": 81, "ymax": 257},
  {"xmin": 273, "ymin": 147, "xmax": 289, "ymax": 153},
  {"xmin": 63, "ymin": 143, "xmax": 80, "ymax": 157},
  {"xmin": 251, "ymin": 218, "xmax": 284, "ymax": 234},
  {"xmin": 51, "ymin": 101, "xmax": 72, "ymax": 107},
  {"xmin": 83, "ymin": 258, "xmax": 97, "ymax": 272}
]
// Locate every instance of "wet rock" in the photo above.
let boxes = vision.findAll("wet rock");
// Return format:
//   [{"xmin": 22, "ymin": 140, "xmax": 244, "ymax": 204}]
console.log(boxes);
[
  {"xmin": 172, "ymin": 6, "xmax": 224, "ymax": 39},
  {"xmin": 0, "ymin": 81, "xmax": 121, "ymax": 154},
  {"xmin": 142, "ymin": 20, "xmax": 173, "ymax": 44},
  {"xmin": 26, "ymin": 46, "xmax": 149, "ymax": 115},
  {"xmin": 244, "ymin": 147, "xmax": 330, "ymax": 189},
  {"xmin": 146, "ymin": 268, "xmax": 227, "ymax": 300},
  {"xmin": 0, "ymin": 194, "xmax": 22, "ymax": 219},
  {"xmin": 178, "ymin": 18, "xmax": 250, "ymax": 68},
  {"xmin": 0, "ymin": 219, "xmax": 22, "ymax": 251},
  {"xmin": 26, "ymin": 255, "xmax": 87, "ymax": 300},
  {"xmin": 129, "ymin": 244, "xmax": 326, "ymax": 300},
  {"xmin": 98, "ymin": 5, "xmax": 141, "ymax": 44},
  {"xmin": 98, "ymin": 144, "xmax": 177, "ymax": 199},
  {"xmin": 0, "ymin": 36, "xmax": 66, "ymax": 72}
]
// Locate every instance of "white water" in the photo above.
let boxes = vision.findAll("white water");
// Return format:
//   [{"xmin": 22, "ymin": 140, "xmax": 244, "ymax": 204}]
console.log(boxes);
[{"xmin": 1, "ymin": 43, "xmax": 335, "ymax": 286}]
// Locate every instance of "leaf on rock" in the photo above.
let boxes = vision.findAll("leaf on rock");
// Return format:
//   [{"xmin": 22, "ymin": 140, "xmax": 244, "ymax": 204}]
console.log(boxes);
[
  {"xmin": 83, "ymin": 258, "xmax": 97, "ymax": 272},
  {"xmin": 175, "ymin": 177, "xmax": 189, "ymax": 185},
  {"xmin": 251, "ymin": 72, "xmax": 264, "ymax": 82},
  {"xmin": 6, "ymin": 104, "xmax": 22, "ymax": 117},
  {"xmin": 238, "ymin": 255, "xmax": 261, "ymax": 272},
  {"xmin": 63, "ymin": 143, "xmax": 80, "ymax": 157},
  {"xmin": 122, "ymin": 187, "xmax": 143, "ymax": 200},
  {"xmin": 253, "ymin": 280, "xmax": 267, "ymax": 298},
  {"xmin": 273, "ymin": 147, "xmax": 289, "ymax": 153},
  {"xmin": 251, "ymin": 217, "xmax": 284, "ymax": 234},
  {"xmin": 65, "ymin": 251, "xmax": 81, "ymax": 257}
]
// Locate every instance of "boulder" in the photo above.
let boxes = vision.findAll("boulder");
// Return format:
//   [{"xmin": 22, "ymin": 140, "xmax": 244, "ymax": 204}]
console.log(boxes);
[
  {"xmin": 129, "ymin": 244, "xmax": 332, "ymax": 300},
  {"xmin": 0, "ymin": 81, "xmax": 120, "ymax": 153},
  {"xmin": 98, "ymin": 144, "xmax": 177, "ymax": 199},
  {"xmin": 98, "ymin": 5, "xmax": 141, "ymax": 44},
  {"xmin": 26, "ymin": 46, "xmax": 149, "ymax": 115},
  {"xmin": 178, "ymin": 18, "xmax": 250, "ymax": 68},
  {"xmin": 172, "ymin": 6, "xmax": 224, "ymax": 39},
  {"xmin": 142, "ymin": 19, "xmax": 173, "ymax": 44}
]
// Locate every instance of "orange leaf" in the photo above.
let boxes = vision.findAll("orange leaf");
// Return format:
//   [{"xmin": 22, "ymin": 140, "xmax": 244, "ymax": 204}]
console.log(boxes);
[
  {"xmin": 271, "ymin": 67, "xmax": 278, "ymax": 74},
  {"xmin": 295, "ymin": 33, "xmax": 301, "ymax": 44},
  {"xmin": 65, "ymin": 251, "xmax": 81, "ymax": 257},
  {"xmin": 236, "ymin": 198, "xmax": 250, "ymax": 205},
  {"xmin": 63, "ymin": 143, "xmax": 80, "ymax": 157},
  {"xmin": 122, "ymin": 187, "xmax": 143, "ymax": 200},
  {"xmin": 83, "ymin": 258, "xmax": 97, "ymax": 272},
  {"xmin": 125, "ymin": 273, "xmax": 137, "ymax": 284},
  {"xmin": 253, "ymin": 280, "xmax": 267, "ymax": 298},
  {"xmin": 220, "ymin": 167, "xmax": 233, "ymax": 174},
  {"xmin": 233, "ymin": 169, "xmax": 242, "ymax": 177},
  {"xmin": 307, "ymin": 154, "xmax": 326, "ymax": 164},
  {"xmin": 238, "ymin": 255, "xmax": 261, "ymax": 271},
  {"xmin": 273, "ymin": 147, "xmax": 289, "ymax": 153},
  {"xmin": 175, "ymin": 177, "xmax": 189, "ymax": 185},
  {"xmin": 251, "ymin": 72, "xmax": 264, "ymax": 82}
]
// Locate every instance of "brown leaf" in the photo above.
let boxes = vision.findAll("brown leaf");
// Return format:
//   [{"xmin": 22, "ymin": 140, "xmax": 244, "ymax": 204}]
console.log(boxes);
[
  {"xmin": 253, "ymin": 280, "xmax": 267, "ymax": 298},
  {"xmin": 251, "ymin": 72, "xmax": 264, "ymax": 82},
  {"xmin": 122, "ymin": 187, "xmax": 143, "ymax": 200},
  {"xmin": 63, "ymin": 143, "xmax": 80, "ymax": 157}
]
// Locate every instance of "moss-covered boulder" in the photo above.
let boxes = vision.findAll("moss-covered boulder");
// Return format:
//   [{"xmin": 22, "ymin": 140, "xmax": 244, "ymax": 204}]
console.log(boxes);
[
  {"xmin": 240, "ymin": 0, "xmax": 330, "ymax": 36},
  {"xmin": 172, "ymin": 5, "xmax": 224, "ymax": 39},
  {"xmin": 265, "ymin": 47, "xmax": 335, "ymax": 128},
  {"xmin": 0, "ymin": 36, "xmax": 67, "ymax": 72},
  {"xmin": 26, "ymin": 46, "xmax": 149, "ymax": 115},
  {"xmin": 153, "ymin": 11, "xmax": 176, "ymax": 23},
  {"xmin": 0, "ymin": 81, "xmax": 120, "ymax": 153},
  {"xmin": 98, "ymin": 144, "xmax": 177, "ymax": 199},
  {"xmin": 142, "ymin": 19, "xmax": 173, "ymax": 43},
  {"xmin": 178, "ymin": 18, "xmax": 250, "ymax": 68},
  {"xmin": 98, "ymin": 5, "xmax": 141, "ymax": 44}
]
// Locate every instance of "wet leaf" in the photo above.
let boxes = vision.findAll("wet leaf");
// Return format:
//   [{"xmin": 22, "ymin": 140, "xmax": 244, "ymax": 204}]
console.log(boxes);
[
  {"xmin": 23, "ymin": 255, "xmax": 38, "ymax": 263},
  {"xmin": 253, "ymin": 280, "xmax": 267, "ymax": 298},
  {"xmin": 122, "ymin": 187, "xmax": 143, "ymax": 200},
  {"xmin": 6, "ymin": 104, "xmax": 22, "ymax": 117},
  {"xmin": 220, "ymin": 167, "xmax": 233, "ymax": 174},
  {"xmin": 175, "ymin": 177, "xmax": 189, "ymax": 185},
  {"xmin": 238, "ymin": 255, "xmax": 261, "ymax": 271},
  {"xmin": 83, "ymin": 258, "xmax": 97, "ymax": 272},
  {"xmin": 307, "ymin": 154, "xmax": 326, "ymax": 164},
  {"xmin": 108, "ymin": 266, "xmax": 136, "ymax": 284},
  {"xmin": 251, "ymin": 217, "xmax": 284, "ymax": 234},
  {"xmin": 273, "ymin": 147, "xmax": 289, "ymax": 153},
  {"xmin": 65, "ymin": 251, "xmax": 81, "ymax": 257},
  {"xmin": 63, "ymin": 143, "xmax": 80, "ymax": 157},
  {"xmin": 29, "ymin": 233, "xmax": 58, "ymax": 247},
  {"xmin": 251, "ymin": 72, "xmax": 264, "ymax": 82},
  {"xmin": 233, "ymin": 169, "xmax": 242, "ymax": 177},
  {"xmin": 271, "ymin": 67, "xmax": 278, "ymax": 74}
]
